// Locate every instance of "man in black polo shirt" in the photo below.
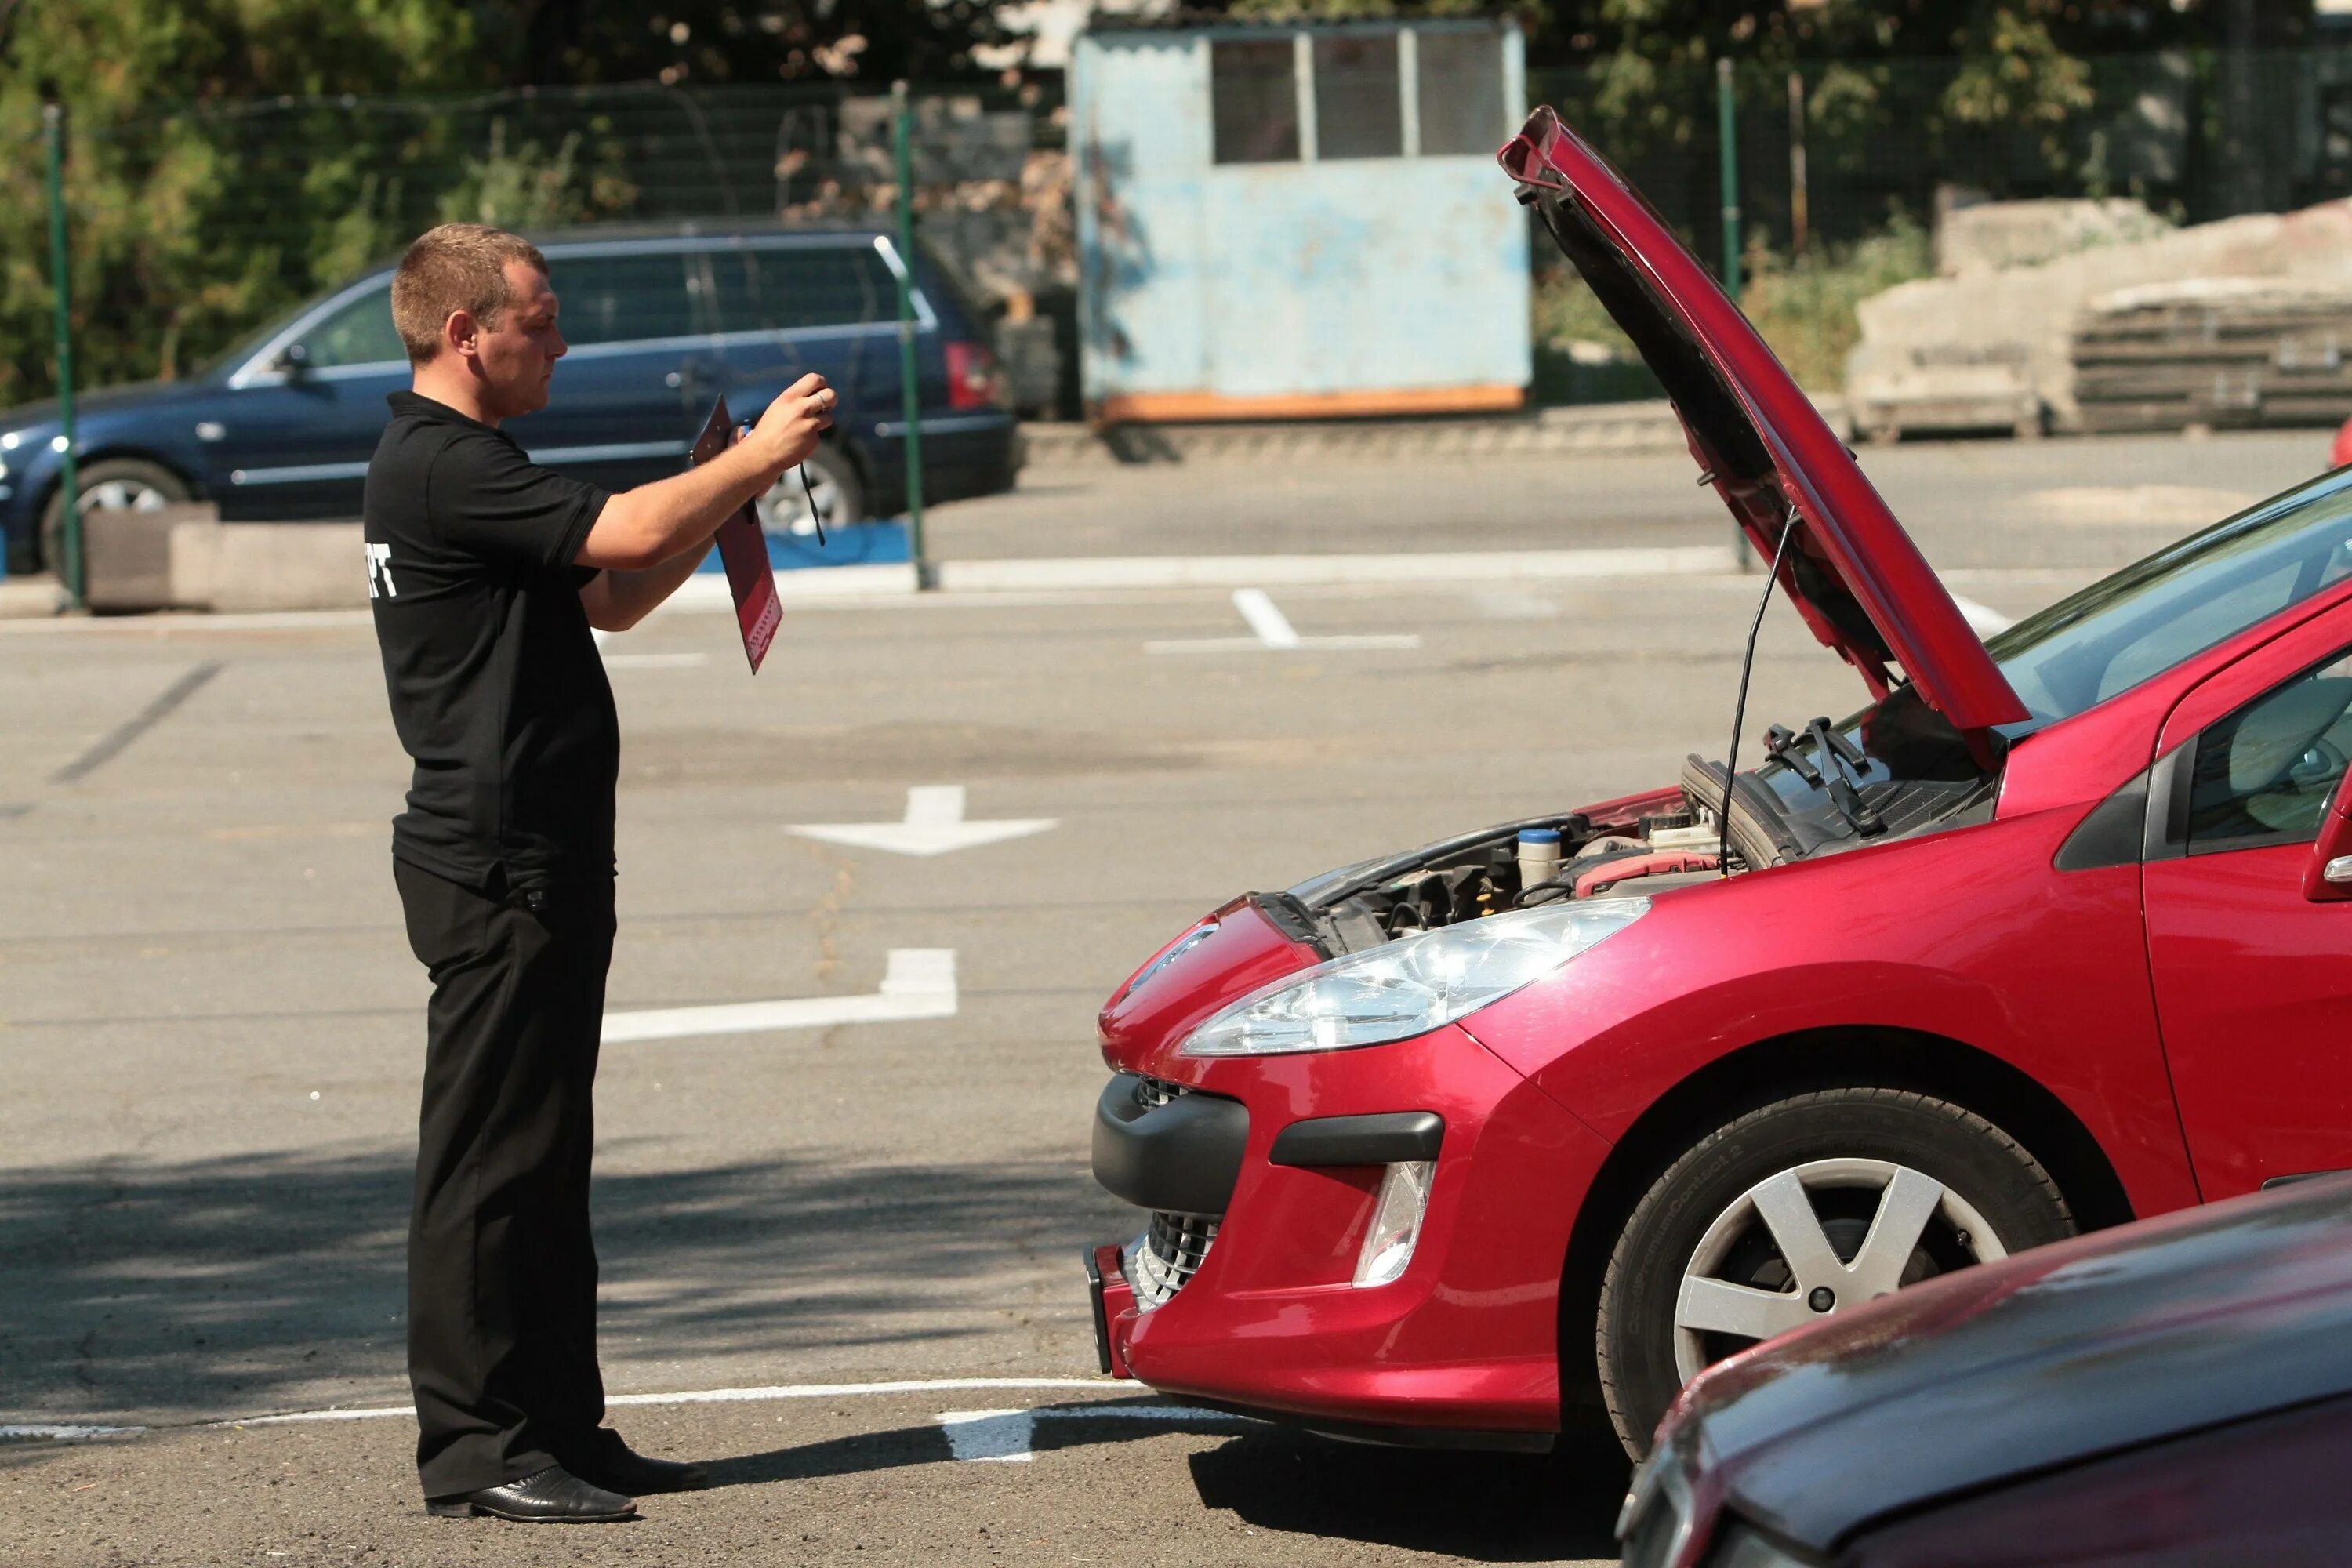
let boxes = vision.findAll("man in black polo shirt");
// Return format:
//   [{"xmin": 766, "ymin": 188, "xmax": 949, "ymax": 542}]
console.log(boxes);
[{"xmin": 365, "ymin": 223, "xmax": 833, "ymax": 1523}]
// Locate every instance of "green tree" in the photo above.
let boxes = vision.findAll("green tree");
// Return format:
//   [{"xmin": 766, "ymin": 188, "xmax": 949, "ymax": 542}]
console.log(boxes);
[{"xmin": 0, "ymin": 0, "xmax": 474, "ymax": 403}]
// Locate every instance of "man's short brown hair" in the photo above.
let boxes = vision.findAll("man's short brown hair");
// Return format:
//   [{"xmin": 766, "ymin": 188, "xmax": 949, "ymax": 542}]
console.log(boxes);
[{"xmin": 390, "ymin": 223, "xmax": 550, "ymax": 364}]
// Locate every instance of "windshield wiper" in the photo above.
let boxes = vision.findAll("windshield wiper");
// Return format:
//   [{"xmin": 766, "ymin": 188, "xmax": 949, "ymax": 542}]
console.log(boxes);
[{"xmin": 1764, "ymin": 719, "xmax": 1886, "ymax": 839}]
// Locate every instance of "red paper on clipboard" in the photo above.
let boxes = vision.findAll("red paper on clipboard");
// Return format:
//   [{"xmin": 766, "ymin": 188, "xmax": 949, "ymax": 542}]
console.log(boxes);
[{"xmin": 691, "ymin": 396, "xmax": 782, "ymax": 673}]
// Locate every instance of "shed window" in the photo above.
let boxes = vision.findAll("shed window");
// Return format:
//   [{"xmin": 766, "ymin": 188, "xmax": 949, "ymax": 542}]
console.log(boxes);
[
  {"xmin": 1416, "ymin": 31, "xmax": 1507, "ymax": 157},
  {"xmin": 1211, "ymin": 39, "xmax": 1301, "ymax": 165},
  {"xmin": 1313, "ymin": 35, "xmax": 1402, "ymax": 160}
]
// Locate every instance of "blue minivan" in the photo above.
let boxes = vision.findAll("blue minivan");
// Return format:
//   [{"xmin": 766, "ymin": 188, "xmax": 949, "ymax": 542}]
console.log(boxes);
[{"xmin": 0, "ymin": 221, "xmax": 1022, "ymax": 573}]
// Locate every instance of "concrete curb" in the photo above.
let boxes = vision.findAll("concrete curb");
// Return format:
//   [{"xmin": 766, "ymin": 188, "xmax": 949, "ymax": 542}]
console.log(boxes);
[
  {"xmin": 1019, "ymin": 397, "xmax": 1847, "ymax": 466},
  {"xmin": 0, "ymin": 575, "xmax": 68, "ymax": 619},
  {"xmin": 935, "ymin": 546, "xmax": 1740, "ymax": 592},
  {"xmin": 657, "ymin": 545, "xmax": 1743, "ymax": 612},
  {"xmin": 5, "ymin": 546, "xmax": 1744, "ymax": 626}
]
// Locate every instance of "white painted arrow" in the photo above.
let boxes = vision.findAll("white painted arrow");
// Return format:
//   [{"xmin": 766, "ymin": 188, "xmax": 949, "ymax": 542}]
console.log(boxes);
[
  {"xmin": 601, "ymin": 949, "xmax": 957, "ymax": 1044},
  {"xmin": 789, "ymin": 786, "xmax": 1056, "ymax": 857}
]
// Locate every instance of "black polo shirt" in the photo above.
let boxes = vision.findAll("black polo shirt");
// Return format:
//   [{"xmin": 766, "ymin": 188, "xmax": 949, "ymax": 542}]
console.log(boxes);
[{"xmin": 364, "ymin": 390, "xmax": 618, "ymax": 891}]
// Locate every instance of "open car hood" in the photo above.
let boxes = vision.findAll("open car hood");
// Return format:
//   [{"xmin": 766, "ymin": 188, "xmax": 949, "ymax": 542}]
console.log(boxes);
[{"xmin": 1500, "ymin": 107, "xmax": 2027, "ymax": 740}]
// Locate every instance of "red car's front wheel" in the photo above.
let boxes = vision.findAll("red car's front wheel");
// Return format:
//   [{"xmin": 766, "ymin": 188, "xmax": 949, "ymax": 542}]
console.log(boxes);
[{"xmin": 1595, "ymin": 1087, "xmax": 2078, "ymax": 1457}]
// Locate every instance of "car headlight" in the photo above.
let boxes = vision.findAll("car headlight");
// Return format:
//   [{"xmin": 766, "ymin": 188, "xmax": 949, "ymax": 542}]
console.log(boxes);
[{"xmin": 1179, "ymin": 898, "xmax": 1646, "ymax": 1058}]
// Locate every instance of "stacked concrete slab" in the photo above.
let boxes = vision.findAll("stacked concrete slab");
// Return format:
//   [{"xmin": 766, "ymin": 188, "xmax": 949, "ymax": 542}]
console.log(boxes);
[
  {"xmin": 1846, "ymin": 197, "xmax": 2352, "ymax": 441},
  {"xmin": 2072, "ymin": 278, "xmax": 2352, "ymax": 434}
]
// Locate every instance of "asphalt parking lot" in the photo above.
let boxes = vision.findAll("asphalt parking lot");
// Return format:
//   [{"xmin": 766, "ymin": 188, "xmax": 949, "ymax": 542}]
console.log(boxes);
[{"xmin": 0, "ymin": 430, "xmax": 2332, "ymax": 1566}]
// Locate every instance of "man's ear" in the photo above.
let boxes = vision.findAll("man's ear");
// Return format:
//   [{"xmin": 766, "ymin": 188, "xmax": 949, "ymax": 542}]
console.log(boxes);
[{"xmin": 441, "ymin": 309, "xmax": 480, "ymax": 366}]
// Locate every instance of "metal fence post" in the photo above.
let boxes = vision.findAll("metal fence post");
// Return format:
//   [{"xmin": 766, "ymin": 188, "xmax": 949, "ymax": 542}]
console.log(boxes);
[
  {"xmin": 1787, "ymin": 70, "xmax": 1809, "ymax": 262},
  {"xmin": 1715, "ymin": 58, "xmax": 1740, "ymax": 303},
  {"xmin": 43, "ymin": 100, "xmax": 81, "ymax": 607},
  {"xmin": 891, "ymin": 81, "xmax": 931, "ymax": 590}
]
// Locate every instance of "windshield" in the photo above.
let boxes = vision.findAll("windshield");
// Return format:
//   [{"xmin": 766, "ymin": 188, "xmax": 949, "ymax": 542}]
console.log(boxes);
[
  {"xmin": 1986, "ymin": 469, "xmax": 2352, "ymax": 728},
  {"xmin": 1740, "ymin": 469, "xmax": 2352, "ymax": 858}
]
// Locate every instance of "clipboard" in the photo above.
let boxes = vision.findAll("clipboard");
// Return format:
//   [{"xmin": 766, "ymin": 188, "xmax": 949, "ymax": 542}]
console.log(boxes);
[{"xmin": 690, "ymin": 396, "xmax": 782, "ymax": 673}]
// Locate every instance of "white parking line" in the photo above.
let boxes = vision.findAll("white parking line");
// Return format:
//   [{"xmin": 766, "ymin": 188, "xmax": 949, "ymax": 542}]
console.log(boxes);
[
  {"xmin": 1948, "ymin": 594, "xmax": 2018, "ymax": 636},
  {"xmin": 600, "ymin": 949, "xmax": 957, "ymax": 1044},
  {"xmin": 936, "ymin": 1403, "xmax": 1256, "ymax": 1463},
  {"xmin": 0, "ymin": 1424, "xmax": 146, "ymax": 1443},
  {"xmin": 601, "ymin": 652, "xmax": 710, "ymax": 670},
  {"xmin": 1147, "ymin": 587, "xmax": 1424, "ymax": 655},
  {"xmin": 1232, "ymin": 587, "xmax": 1302, "ymax": 650},
  {"xmin": 198, "ymin": 1377, "xmax": 1116, "ymax": 1432}
]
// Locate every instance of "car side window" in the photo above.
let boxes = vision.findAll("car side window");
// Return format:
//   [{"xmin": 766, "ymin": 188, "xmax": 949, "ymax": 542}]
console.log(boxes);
[
  {"xmin": 2186, "ymin": 648, "xmax": 2352, "ymax": 851},
  {"xmin": 303, "ymin": 285, "xmax": 405, "ymax": 369},
  {"xmin": 707, "ymin": 245, "xmax": 889, "ymax": 335},
  {"xmin": 546, "ymin": 251, "xmax": 697, "ymax": 347}
]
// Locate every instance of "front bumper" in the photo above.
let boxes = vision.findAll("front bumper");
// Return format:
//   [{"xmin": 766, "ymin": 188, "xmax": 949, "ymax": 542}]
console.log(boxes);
[{"xmin": 1084, "ymin": 1025, "xmax": 1615, "ymax": 1440}]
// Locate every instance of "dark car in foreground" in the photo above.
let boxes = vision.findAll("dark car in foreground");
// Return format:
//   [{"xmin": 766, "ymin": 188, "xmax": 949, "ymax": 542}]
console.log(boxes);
[
  {"xmin": 1, "ymin": 221, "xmax": 1019, "ymax": 573},
  {"xmin": 1623, "ymin": 1173, "xmax": 2352, "ymax": 1567}
]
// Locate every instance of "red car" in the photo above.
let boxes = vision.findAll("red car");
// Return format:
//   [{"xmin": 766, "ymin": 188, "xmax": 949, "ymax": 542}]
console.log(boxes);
[{"xmin": 1084, "ymin": 103, "xmax": 2352, "ymax": 1459}]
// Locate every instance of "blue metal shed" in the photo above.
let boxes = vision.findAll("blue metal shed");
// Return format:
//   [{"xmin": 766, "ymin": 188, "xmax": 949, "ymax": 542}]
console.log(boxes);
[{"xmin": 1072, "ymin": 16, "xmax": 1530, "ymax": 423}]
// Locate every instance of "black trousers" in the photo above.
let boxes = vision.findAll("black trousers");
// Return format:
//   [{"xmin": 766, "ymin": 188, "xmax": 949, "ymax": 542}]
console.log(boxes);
[{"xmin": 394, "ymin": 858, "xmax": 620, "ymax": 1499}]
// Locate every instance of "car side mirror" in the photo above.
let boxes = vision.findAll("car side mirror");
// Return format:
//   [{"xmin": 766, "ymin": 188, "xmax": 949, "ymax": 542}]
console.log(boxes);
[
  {"xmin": 2303, "ymin": 764, "xmax": 2352, "ymax": 902},
  {"xmin": 270, "ymin": 342, "xmax": 310, "ymax": 376}
]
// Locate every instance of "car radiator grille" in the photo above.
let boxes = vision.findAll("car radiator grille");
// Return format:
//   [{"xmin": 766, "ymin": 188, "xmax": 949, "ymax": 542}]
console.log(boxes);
[
  {"xmin": 1123, "ymin": 1079, "xmax": 1221, "ymax": 1308},
  {"xmin": 1131, "ymin": 1211, "xmax": 1219, "ymax": 1308},
  {"xmin": 1134, "ymin": 1075, "xmax": 1188, "ymax": 1110}
]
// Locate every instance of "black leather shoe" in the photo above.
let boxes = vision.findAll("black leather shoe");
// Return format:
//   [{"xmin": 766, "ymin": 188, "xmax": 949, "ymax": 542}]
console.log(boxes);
[
  {"xmin": 426, "ymin": 1465, "xmax": 637, "ymax": 1523},
  {"xmin": 568, "ymin": 1444, "xmax": 710, "ymax": 1496}
]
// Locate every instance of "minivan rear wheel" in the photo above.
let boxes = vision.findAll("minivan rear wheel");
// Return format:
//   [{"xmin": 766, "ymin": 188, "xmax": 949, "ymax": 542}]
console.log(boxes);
[
  {"xmin": 1595, "ymin": 1087, "xmax": 2074, "ymax": 1457},
  {"xmin": 754, "ymin": 444, "xmax": 863, "ymax": 540},
  {"xmin": 39, "ymin": 458, "xmax": 192, "ymax": 575}
]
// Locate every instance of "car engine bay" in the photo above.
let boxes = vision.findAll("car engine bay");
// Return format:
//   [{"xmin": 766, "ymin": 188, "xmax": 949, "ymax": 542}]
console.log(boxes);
[{"xmin": 1275, "ymin": 694, "xmax": 2002, "ymax": 957}]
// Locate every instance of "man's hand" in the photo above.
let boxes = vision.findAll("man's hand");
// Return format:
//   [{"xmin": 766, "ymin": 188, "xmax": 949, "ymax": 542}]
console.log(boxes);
[
  {"xmin": 746, "ymin": 374, "xmax": 835, "ymax": 479},
  {"xmin": 578, "ymin": 372, "xmax": 835, "ymax": 575}
]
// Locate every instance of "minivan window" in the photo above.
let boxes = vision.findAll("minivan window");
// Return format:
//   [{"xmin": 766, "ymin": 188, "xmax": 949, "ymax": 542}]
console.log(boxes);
[
  {"xmin": 1986, "ymin": 470, "xmax": 2352, "ymax": 726},
  {"xmin": 304, "ymin": 285, "xmax": 405, "ymax": 369},
  {"xmin": 547, "ymin": 251, "xmax": 696, "ymax": 346},
  {"xmin": 706, "ymin": 245, "xmax": 891, "ymax": 335}
]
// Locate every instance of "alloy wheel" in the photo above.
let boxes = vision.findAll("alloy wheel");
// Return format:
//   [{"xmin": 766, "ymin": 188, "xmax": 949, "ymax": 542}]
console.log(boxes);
[
  {"xmin": 756, "ymin": 464, "xmax": 844, "ymax": 538},
  {"xmin": 1671, "ymin": 1156, "xmax": 2007, "ymax": 1379},
  {"xmin": 79, "ymin": 478, "xmax": 172, "ymax": 514}
]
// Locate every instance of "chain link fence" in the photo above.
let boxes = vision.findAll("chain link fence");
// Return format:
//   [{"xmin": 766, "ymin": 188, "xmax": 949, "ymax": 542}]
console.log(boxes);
[
  {"xmin": 0, "ymin": 80, "xmax": 1077, "ymax": 417},
  {"xmin": 9, "ymin": 50, "xmax": 2352, "ymax": 419}
]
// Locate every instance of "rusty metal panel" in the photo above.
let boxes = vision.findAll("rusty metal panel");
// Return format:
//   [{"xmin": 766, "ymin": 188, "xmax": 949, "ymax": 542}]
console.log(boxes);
[{"xmin": 1073, "ymin": 33, "xmax": 1210, "ymax": 405}]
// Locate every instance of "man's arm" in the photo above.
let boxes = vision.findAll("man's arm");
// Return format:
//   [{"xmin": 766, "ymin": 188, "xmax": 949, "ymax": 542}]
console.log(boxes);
[
  {"xmin": 575, "ymin": 373, "xmax": 832, "ymax": 574},
  {"xmin": 578, "ymin": 536, "xmax": 715, "ymax": 632}
]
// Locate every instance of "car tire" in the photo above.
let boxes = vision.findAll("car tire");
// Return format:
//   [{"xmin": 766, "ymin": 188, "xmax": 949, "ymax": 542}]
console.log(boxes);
[
  {"xmin": 753, "ymin": 443, "xmax": 864, "ymax": 539},
  {"xmin": 39, "ymin": 458, "xmax": 193, "ymax": 574},
  {"xmin": 1595, "ymin": 1087, "xmax": 2075, "ymax": 1457}
]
